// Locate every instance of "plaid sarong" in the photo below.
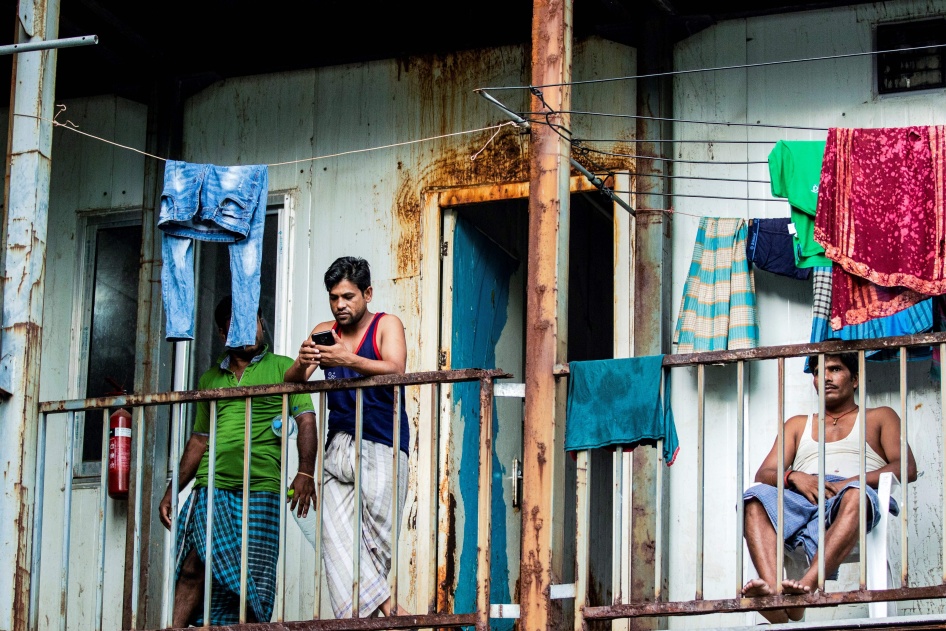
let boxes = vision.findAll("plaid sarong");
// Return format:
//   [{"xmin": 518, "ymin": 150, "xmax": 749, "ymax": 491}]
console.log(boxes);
[
  {"xmin": 744, "ymin": 475, "xmax": 897, "ymax": 580},
  {"xmin": 320, "ymin": 432, "xmax": 408, "ymax": 618},
  {"xmin": 175, "ymin": 486, "xmax": 280, "ymax": 625},
  {"xmin": 674, "ymin": 217, "xmax": 758, "ymax": 352}
]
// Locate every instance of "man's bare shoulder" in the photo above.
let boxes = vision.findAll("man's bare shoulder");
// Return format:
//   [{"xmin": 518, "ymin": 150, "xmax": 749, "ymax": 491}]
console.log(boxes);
[
  {"xmin": 312, "ymin": 320, "xmax": 335, "ymax": 334},
  {"xmin": 786, "ymin": 413, "xmax": 809, "ymax": 428},
  {"xmin": 380, "ymin": 312, "xmax": 404, "ymax": 326},
  {"xmin": 378, "ymin": 312, "xmax": 406, "ymax": 334},
  {"xmin": 865, "ymin": 405, "xmax": 900, "ymax": 425}
]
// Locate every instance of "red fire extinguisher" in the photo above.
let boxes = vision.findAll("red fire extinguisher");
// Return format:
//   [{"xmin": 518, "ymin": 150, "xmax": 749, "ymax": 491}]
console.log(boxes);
[{"xmin": 108, "ymin": 407, "xmax": 132, "ymax": 499}]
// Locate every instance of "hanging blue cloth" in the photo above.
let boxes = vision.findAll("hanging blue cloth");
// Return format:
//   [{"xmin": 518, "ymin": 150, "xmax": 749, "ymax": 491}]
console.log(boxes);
[{"xmin": 565, "ymin": 355, "xmax": 679, "ymax": 465}]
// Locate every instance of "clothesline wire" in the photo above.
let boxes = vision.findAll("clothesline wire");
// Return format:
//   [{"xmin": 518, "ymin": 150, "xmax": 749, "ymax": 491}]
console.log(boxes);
[
  {"xmin": 614, "ymin": 189, "xmax": 778, "ymax": 202},
  {"xmin": 623, "ymin": 171, "xmax": 771, "ymax": 184},
  {"xmin": 16, "ymin": 108, "xmax": 779, "ymax": 187},
  {"xmin": 535, "ymin": 94, "xmax": 780, "ymax": 173},
  {"xmin": 477, "ymin": 42, "xmax": 946, "ymax": 90},
  {"xmin": 581, "ymin": 147, "xmax": 769, "ymax": 165},
  {"xmin": 14, "ymin": 109, "xmax": 520, "ymax": 167},
  {"xmin": 576, "ymin": 137, "xmax": 787, "ymax": 144},
  {"xmin": 524, "ymin": 109, "xmax": 830, "ymax": 131},
  {"xmin": 268, "ymin": 121, "xmax": 519, "ymax": 166}
]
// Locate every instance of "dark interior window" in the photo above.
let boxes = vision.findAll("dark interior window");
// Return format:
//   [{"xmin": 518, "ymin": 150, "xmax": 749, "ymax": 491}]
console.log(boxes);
[
  {"xmin": 877, "ymin": 18, "xmax": 946, "ymax": 94},
  {"xmin": 82, "ymin": 223, "xmax": 143, "ymax": 463}
]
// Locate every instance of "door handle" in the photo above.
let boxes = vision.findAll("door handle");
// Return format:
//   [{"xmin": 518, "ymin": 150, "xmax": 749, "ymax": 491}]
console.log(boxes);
[{"xmin": 509, "ymin": 457, "xmax": 522, "ymax": 508}]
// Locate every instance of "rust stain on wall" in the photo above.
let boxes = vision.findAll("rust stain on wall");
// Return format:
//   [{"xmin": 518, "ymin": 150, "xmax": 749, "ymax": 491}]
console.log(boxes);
[
  {"xmin": 437, "ymin": 492, "xmax": 458, "ymax": 614},
  {"xmin": 392, "ymin": 128, "xmax": 529, "ymax": 280}
]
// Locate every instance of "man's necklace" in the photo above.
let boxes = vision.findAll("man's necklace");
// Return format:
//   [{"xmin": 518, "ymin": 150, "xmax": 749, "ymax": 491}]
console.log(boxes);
[{"xmin": 826, "ymin": 405, "xmax": 858, "ymax": 426}]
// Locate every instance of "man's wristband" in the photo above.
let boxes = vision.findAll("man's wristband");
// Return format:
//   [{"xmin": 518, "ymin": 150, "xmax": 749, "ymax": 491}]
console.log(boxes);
[
  {"xmin": 784, "ymin": 469, "xmax": 793, "ymax": 488},
  {"xmin": 296, "ymin": 471, "xmax": 315, "ymax": 480}
]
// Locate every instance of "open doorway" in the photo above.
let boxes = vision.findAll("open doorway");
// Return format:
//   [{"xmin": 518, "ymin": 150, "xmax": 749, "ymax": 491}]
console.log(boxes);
[{"xmin": 436, "ymin": 191, "xmax": 616, "ymax": 621}]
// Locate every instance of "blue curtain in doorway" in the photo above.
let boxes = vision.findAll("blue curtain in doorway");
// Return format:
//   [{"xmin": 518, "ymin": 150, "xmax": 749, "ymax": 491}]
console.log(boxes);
[{"xmin": 451, "ymin": 215, "xmax": 518, "ymax": 629}]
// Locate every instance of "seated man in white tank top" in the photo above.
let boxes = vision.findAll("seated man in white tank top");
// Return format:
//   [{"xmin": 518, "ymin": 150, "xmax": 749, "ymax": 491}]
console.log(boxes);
[{"xmin": 741, "ymin": 353, "xmax": 917, "ymax": 623}]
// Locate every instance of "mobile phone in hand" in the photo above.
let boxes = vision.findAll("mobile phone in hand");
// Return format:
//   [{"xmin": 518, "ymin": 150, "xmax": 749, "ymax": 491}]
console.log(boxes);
[{"xmin": 311, "ymin": 330, "xmax": 336, "ymax": 346}]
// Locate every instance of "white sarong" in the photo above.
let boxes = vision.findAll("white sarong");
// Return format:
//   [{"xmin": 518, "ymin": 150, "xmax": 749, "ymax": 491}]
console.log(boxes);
[{"xmin": 319, "ymin": 431, "xmax": 408, "ymax": 618}]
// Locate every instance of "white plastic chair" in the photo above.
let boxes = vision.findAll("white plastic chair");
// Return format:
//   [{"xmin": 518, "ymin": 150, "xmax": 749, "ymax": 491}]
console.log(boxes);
[{"xmin": 746, "ymin": 471, "xmax": 899, "ymax": 620}]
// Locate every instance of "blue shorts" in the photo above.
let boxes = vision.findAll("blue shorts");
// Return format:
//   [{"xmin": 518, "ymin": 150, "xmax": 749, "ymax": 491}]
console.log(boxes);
[
  {"xmin": 743, "ymin": 475, "xmax": 898, "ymax": 580},
  {"xmin": 746, "ymin": 218, "xmax": 810, "ymax": 280}
]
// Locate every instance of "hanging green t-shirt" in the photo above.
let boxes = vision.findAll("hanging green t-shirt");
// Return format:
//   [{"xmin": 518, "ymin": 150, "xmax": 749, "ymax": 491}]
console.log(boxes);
[
  {"xmin": 192, "ymin": 349, "xmax": 315, "ymax": 493},
  {"xmin": 768, "ymin": 140, "xmax": 831, "ymax": 268}
]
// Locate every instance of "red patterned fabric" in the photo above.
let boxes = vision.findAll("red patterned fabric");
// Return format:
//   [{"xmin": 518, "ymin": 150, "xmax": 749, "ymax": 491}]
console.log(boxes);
[
  {"xmin": 816, "ymin": 126, "xmax": 946, "ymax": 327},
  {"xmin": 830, "ymin": 265, "xmax": 927, "ymax": 330}
]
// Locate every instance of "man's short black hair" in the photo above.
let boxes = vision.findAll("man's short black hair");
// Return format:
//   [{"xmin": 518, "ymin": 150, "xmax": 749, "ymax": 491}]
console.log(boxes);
[
  {"xmin": 213, "ymin": 296, "xmax": 261, "ymax": 331},
  {"xmin": 324, "ymin": 256, "xmax": 372, "ymax": 293},
  {"xmin": 808, "ymin": 352, "xmax": 859, "ymax": 378}
]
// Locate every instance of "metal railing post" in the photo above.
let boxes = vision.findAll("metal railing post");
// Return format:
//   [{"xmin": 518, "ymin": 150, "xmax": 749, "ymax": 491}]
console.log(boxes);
[
  {"xmin": 239, "ymin": 397, "xmax": 252, "ymax": 623},
  {"xmin": 390, "ymin": 386, "xmax": 401, "ymax": 613},
  {"xmin": 735, "ymin": 361, "xmax": 745, "ymax": 596},
  {"xmin": 817, "ymin": 354, "xmax": 827, "ymax": 590},
  {"xmin": 352, "ymin": 388, "xmax": 364, "ymax": 617},
  {"xmin": 203, "ymin": 401, "xmax": 218, "ymax": 626},
  {"xmin": 59, "ymin": 412, "xmax": 77, "ymax": 631},
  {"xmin": 900, "ymin": 349, "xmax": 909, "ymax": 587},
  {"xmin": 276, "ymin": 394, "xmax": 289, "ymax": 622},
  {"xmin": 575, "ymin": 450, "xmax": 590, "ymax": 631},
  {"xmin": 314, "ymin": 393, "xmax": 328, "ymax": 619},
  {"xmin": 695, "ymin": 364, "xmax": 705, "ymax": 600},
  {"xmin": 612, "ymin": 447, "xmax": 623, "ymax": 605},
  {"xmin": 165, "ymin": 398, "xmax": 184, "ymax": 627},
  {"xmin": 28, "ymin": 413, "xmax": 48, "ymax": 631},
  {"xmin": 475, "ymin": 377, "xmax": 494, "ymax": 631},
  {"xmin": 96, "ymin": 410, "xmax": 109, "ymax": 630},
  {"xmin": 858, "ymin": 351, "xmax": 867, "ymax": 589},
  {"xmin": 942, "ymin": 342, "xmax": 946, "ymax": 585},
  {"xmin": 776, "ymin": 358, "xmax": 785, "ymax": 594}
]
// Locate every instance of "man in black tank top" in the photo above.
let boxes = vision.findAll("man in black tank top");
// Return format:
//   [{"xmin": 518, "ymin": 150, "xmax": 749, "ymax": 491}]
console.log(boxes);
[
  {"xmin": 285, "ymin": 257, "xmax": 409, "ymax": 618},
  {"xmin": 741, "ymin": 353, "xmax": 917, "ymax": 623}
]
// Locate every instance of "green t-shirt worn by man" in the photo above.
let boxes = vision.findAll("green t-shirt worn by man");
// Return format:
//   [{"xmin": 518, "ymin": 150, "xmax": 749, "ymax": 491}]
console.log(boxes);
[
  {"xmin": 193, "ymin": 349, "xmax": 314, "ymax": 494},
  {"xmin": 768, "ymin": 139, "xmax": 831, "ymax": 268}
]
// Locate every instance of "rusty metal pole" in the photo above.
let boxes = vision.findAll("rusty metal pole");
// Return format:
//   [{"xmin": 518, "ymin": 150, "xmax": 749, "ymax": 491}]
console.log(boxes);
[
  {"xmin": 0, "ymin": 2, "xmax": 60, "ymax": 631},
  {"xmin": 522, "ymin": 0, "xmax": 572, "ymax": 629},
  {"xmin": 630, "ymin": 11, "xmax": 673, "ymax": 631}
]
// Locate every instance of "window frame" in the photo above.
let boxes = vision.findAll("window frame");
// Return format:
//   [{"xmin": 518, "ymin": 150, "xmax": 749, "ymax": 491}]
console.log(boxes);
[
  {"xmin": 874, "ymin": 17, "xmax": 946, "ymax": 97},
  {"xmin": 70, "ymin": 208, "xmax": 144, "ymax": 480}
]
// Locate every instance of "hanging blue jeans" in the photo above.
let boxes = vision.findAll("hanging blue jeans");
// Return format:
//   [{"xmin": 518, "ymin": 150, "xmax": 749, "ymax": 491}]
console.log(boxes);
[{"xmin": 158, "ymin": 161, "xmax": 268, "ymax": 348}]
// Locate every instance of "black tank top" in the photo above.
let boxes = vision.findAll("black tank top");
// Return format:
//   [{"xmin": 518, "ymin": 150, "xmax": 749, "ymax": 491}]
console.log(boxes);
[{"xmin": 324, "ymin": 313, "xmax": 409, "ymax": 454}]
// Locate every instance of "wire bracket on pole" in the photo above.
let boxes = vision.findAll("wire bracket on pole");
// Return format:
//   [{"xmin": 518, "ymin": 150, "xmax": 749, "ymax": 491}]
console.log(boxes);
[{"xmin": 475, "ymin": 89, "xmax": 636, "ymax": 216}]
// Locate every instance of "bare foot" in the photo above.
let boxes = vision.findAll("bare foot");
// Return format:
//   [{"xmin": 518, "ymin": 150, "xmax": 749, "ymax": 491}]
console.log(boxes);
[
  {"xmin": 781, "ymin": 579, "xmax": 811, "ymax": 621},
  {"xmin": 742, "ymin": 578, "xmax": 772, "ymax": 598},
  {"xmin": 781, "ymin": 579, "xmax": 811, "ymax": 595},
  {"xmin": 741, "ymin": 579, "xmax": 789, "ymax": 623}
]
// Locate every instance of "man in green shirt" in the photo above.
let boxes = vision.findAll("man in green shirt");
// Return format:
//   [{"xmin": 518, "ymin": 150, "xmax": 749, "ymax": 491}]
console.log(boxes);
[{"xmin": 158, "ymin": 297, "xmax": 316, "ymax": 626}]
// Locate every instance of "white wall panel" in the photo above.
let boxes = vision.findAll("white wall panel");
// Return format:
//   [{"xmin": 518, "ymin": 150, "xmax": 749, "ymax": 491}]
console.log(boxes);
[{"xmin": 670, "ymin": 2, "xmax": 946, "ymax": 626}]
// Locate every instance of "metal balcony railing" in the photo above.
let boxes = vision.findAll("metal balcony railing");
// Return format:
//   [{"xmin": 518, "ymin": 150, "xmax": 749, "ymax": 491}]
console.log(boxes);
[
  {"xmin": 569, "ymin": 333, "xmax": 946, "ymax": 628},
  {"xmin": 30, "ymin": 368, "xmax": 508, "ymax": 631}
]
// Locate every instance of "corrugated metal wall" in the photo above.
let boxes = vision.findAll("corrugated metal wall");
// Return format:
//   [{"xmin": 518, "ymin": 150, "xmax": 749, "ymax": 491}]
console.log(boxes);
[
  {"xmin": 31, "ymin": 37, "xmax": 637, "ymax": 627},
  {"xmin": 669, "ymin": 2, "xmax": 946, "ymax": 627},
  {"xmin": 181, "ymin": 37, "xmax": 636, "ymax": 619}
]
